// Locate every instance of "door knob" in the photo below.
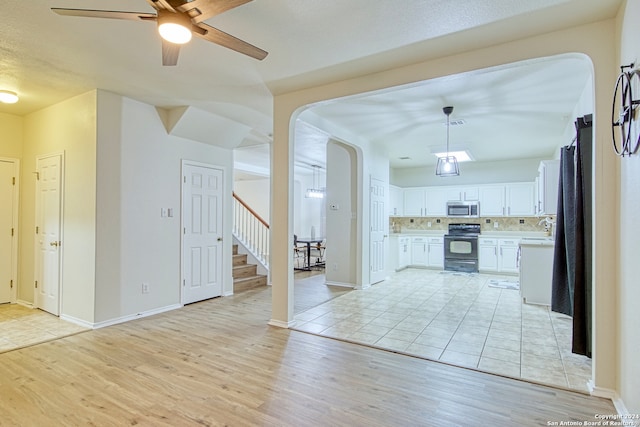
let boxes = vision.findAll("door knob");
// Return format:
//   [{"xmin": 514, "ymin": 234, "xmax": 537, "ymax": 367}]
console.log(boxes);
[
  {"xmin": 50, "ymin": 241, "xmax": 59, "ymax": 247},
  {"xmin": 217, "ymin": 237, "xmax": 223, "ymax": 241}
]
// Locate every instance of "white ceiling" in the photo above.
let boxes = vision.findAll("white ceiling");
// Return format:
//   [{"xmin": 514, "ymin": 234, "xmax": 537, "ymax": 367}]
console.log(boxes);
[{"xmin": 0, "ymin": 0, "xmax": 621, "ymax": 175}]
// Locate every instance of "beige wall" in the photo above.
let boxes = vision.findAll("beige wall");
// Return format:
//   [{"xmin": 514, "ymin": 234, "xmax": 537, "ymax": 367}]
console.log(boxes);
[
  {"xmin": 0, "ymin": 112, "xmax": 23, "ymax": 159},
  {"xmin": 616, "ymin": 0, "xmax": 640, "ymax": 415},
  {"xmin": 273, "ymin": 19, "xmax": 619, "ymax": 396},
  {"xmin": 22, "ymin": 91, "xmax": 98, "ymax": 322}
]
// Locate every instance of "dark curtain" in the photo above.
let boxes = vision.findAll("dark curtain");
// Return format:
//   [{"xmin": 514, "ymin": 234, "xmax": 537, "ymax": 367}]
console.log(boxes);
[{"xmin": 551, "ymin": 115, "xmax": 592, "ymax": 357}]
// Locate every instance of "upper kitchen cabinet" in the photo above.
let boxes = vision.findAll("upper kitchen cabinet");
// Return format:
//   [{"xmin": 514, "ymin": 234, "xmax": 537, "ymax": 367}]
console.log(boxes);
[
  {"xmin": 403, "ymin": 188, "xmax": 427, "ymax": 216},
  {"xmin": 446, "ymin": 186, "xmax": 479, "ymax": 202},
  {"xmin": 479, "ymin": 185, "xmax": 505, "ymax": 216},
  {"xmin": 505, "ymin": 182, "xmax": 535, "ymax": 216},
  {"xmin": 425, "ymin": 187, "xmax": 448, "ymax": 216},
  {"xmin": 536, "ymin": 160, "xmax": 560, "ymax": 216},
  {"xmin": 389, "ymin": 184, "xmax": 403, "ymax": 216}
]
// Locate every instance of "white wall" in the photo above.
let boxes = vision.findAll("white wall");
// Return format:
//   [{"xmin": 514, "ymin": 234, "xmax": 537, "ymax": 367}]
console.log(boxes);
[
  {"xmin": 94, "ymin": 92, "xmax": 235, "ymax": 323},
  {"xmin": 616, "ymin": 0, "xmax": 640, "ymax": 414},
  {"xmin": 0, "ymin": 112, "xmax": 23, "ymax": 159},
  {"xmin": 234, "ymin": 178, "xmax": 271, "ymax": 223}
]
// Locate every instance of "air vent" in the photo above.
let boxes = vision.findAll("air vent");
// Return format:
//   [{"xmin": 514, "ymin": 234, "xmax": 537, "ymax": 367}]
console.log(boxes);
[
  {"xmin": 443, "ymin": 119, "xmax": 466, "ymax": 126},
  {"xmin": 398, "ymin": 156, "xmax": 411, "ymax": 160}
]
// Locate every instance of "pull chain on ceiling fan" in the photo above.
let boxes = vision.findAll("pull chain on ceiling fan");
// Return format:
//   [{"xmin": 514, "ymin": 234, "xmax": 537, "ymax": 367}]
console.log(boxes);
[{"xmin": 51, "ymin": 0, "xmax": 268, "ymax": 66}]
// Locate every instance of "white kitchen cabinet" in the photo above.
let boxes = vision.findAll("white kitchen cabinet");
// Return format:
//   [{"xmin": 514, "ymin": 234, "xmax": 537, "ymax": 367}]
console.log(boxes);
[
  {"xmin": 505, "ymin": 183, "xmax": 535, "ymax": 216},
  {"xmin": 398, "ymin": 236, "xmax": 411, "ymax": 269},
  {"xmin": 411, "ymin": 237, "xmax": 428, "ymax": 266},
  {"xmin": 498, "ymin": 238, "xmax": 521, "ymax": 274},
  {"xmin": 536, "ymin": 160, "xmax": 560, "ymax": 216},
  {"xmin": 427, "ymin": 236, "xmax": 444, "ymax": 268},
  {"xmin": 425, "ymin": 187, "xmax": 448, "ymax": 216},
  {"xmin": 447, "ymin": 186, "xmax": 479, "ymax": 201},
  {"xmin": 403, "ymin": 188, "xmax": 427, "ymax": 216},
  {"xmin": 478, "ymin": 238, "xmax": 498, "ymax": 271},
  {"xmin": 479, "ymin": 185, "xmax": 505, "ymax": 216},
  {"xmin": 389, "ymin": 185, "xmax": 404, "ymax": 216}
]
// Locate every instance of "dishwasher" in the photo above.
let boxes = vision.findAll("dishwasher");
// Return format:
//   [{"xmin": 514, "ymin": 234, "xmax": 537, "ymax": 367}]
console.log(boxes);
[{"xmin": 518, "ymin": 238, "xmax": 555, "ymax": 305}]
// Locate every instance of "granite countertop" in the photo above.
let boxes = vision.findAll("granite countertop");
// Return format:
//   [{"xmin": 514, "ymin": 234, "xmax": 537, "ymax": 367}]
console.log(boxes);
[{"xmin": 391, "ymin": 230, "xmax": 550, "ymax": 238}]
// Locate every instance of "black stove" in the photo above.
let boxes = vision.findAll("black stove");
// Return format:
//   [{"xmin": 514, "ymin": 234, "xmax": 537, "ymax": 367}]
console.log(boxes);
[{"xmin": 444, "ymin": 223, "xmax": 481, "ymax": 273}]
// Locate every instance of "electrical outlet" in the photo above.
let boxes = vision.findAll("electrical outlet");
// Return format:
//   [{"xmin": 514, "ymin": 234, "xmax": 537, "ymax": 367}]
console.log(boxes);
[
  {"xmin": 494, "ymin": 222, "xmax": 499, "ymax": 228},
  {"xmin": 142, "ymin": 282, "xmax": 150, "ymax": 294},
  {"xmin": 427, "ymin": 221, "xmax": 432, "ymax": 228}
]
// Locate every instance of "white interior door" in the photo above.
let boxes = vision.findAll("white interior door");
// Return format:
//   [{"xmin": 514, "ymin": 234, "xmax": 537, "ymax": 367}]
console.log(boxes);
[
  {"xmin": 370, "ymin": 177, "xmax": 386, "ymax": 284},
  {"xmin": 182, "ymin": 163, "xmax": 223, "ymax": 304},
  {"xmin": 35, "ymin": 153, "xmax": 63, "ymax": 316},
  {"xmin": 0, "ymin": 159, "xmax": 18, "ymax": 304}
]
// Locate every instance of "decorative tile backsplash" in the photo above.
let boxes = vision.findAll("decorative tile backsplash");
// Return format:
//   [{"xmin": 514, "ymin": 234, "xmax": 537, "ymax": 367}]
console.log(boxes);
[{"xmin": 390, "ymin": 216, "xmax": 555, "ymax": 233}]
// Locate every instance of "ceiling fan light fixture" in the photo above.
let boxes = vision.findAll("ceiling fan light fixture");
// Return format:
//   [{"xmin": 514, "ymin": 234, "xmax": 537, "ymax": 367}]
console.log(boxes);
[
  {"xmin": 158, "ymin": 11, "xmax": 192, "ymax": 44},
  {"xmin": 0, "ymin": 90, "xmax": 19, "ymax": 104}
]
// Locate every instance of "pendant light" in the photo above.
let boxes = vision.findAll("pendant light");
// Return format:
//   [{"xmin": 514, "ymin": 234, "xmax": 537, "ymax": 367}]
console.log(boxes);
[
  {"xmin": 305, "ymin": 165, "xmax": 325, "ymax": 199},
  {"xmin": 435, "ymin": 106, "xmax": 460, "ymax": 177}
]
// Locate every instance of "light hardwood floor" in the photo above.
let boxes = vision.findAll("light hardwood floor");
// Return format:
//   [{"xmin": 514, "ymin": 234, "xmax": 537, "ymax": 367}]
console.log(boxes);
[{"xmin": 0, "ymin": 283, "xmax": 615, "ymax": 426}]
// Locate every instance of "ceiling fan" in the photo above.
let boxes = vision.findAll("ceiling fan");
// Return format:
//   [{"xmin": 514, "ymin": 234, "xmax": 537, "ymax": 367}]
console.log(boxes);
[{"xmin": 52, "ymin": 0, "xmax": 268, "ymax": 66}]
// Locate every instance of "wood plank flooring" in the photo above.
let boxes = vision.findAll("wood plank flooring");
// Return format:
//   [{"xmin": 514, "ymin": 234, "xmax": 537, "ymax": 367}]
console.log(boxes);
[{"xmin": 0, "ymin": 284, "xmax": 615, "ymax": 426}]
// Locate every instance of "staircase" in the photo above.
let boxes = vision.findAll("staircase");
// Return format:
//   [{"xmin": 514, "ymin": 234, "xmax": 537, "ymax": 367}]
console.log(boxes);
[{"xmin": 233, "ymin": 244, "xmax": 267, "ymax": 292}]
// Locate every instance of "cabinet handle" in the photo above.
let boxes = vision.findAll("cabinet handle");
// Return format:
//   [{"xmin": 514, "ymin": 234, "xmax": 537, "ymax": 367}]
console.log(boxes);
[
  {"xmin": 494, "ymin": 247, "xmax": 497, "ymax": 256},
  {"xmin": 502, "ymin": 207, "xmax": 505, "ymax": 215}
]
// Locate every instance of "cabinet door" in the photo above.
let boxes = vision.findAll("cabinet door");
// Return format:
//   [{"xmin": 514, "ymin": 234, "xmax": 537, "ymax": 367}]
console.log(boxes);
[
  {"xmin": 498, "ymin": 239, "xmax": 520, "ymax": 273},
  {"xmin": 398, "ymin": 239, "xmax": 411, "ymax": 268},
  {"xmin": 479, "ymin": 185, "xmax": 505, "ymax": 216},
  {"xmin": 403, "ymin": 188, "xmax": 426, "ymax": 216},
  {"xmin": 462, "ymin": 186, "xmax": 479, "ymax": 201},
  {"xmin": 425, "ymin": 187, "xmax": 447, "ymax": 216},
  {"xmin": 427, "ymin": 242, "xmax": 444, "ymax": 268},
  {"xmin": 411, "ymin": 242, "xmax": 428, "ymax": 266},
  {"xmin": 478, "ymin": 238, "xmax": 498, "ymax": 271},
  {"xmin": 389, "ymin": 185, "xmax": 403, "ymax": 216},
  {"xmin": 537, "ymin": 160, "xmax": 560, "ymax": 215},
  {"xmin": 506, "ymin": 183, "xmax": 535, "ymax": 216}
]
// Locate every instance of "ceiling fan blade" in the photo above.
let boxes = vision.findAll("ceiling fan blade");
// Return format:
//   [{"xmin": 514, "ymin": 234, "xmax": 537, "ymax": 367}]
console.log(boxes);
[
  {"xmin": 176, "ymin": 0, "xmax": 252, "ymax": 24},
  {"xmin": 162, "ymin": 40, "xmax": 181, "ymax": 66},
  {"xmin": 51, "ymin": 8, "xmax": 157, "ymax": 21},
  {"xmin": 145, "ymin": 0, "xmax": 177, "ymax": 13},
  {"xmin": 193, "ymin": 23, "xmax": 267, "ymax": 60}
]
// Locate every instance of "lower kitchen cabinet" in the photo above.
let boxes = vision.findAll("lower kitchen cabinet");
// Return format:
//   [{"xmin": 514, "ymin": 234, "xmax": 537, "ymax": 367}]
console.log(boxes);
[
  {"xmin": 411, "ymin": 237, "xmax": 428, "ymax": 266},
  {"xmin": 479, "ymin": 237, "xmax": 521, "ymax": 274},
  {"xmin": 478, "ymin": 238, "xmax": 498, "ymax": 271},
  {"xmin": 427, "ymin": 236, "xmax": 444, "ymax": 268},
  {"xmin": 498, "ymin": 238, "xmax": 520, "ymax": 274},
  {"xmin": 398, "ymin": 236, "xmax": 411, "ymax": 269}
]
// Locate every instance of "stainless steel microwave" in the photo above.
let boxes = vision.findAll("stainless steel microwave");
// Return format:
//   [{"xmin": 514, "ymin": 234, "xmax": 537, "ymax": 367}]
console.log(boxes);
[{"xmin": 447, "ymin": 201, "xmax": 480, "ymax": 218}]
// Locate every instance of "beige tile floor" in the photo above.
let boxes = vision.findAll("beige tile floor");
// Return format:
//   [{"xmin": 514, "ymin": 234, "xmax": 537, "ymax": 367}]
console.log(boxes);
[
  {"xmin": 0, "ymin": 304, "xmax": 88, "ymax": 353},
  {"xmin": 292, "ymin": 268, "xmax": 592, "ymax": 393}
]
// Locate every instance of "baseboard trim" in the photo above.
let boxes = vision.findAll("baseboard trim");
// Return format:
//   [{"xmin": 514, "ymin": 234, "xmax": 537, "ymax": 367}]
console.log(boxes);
[
  {"xmin": 60, "ymin": 314, "xmax": 94, "ymax": 329},
  {"xmin": 325, "ymin": 280, "xmax": 356, "ymax": 289},
  {"xmin": 16, "ymin": 299, "xmax": 33, "ymax": 308},
  {"xmin": 91, "ymin": 304, "xmax": 183, "ymax": 329},
  {"xmin": 587, "ymin": 380, "xmax": 617, "ymax": 399},
  {"xmin": 268, "ymin": 319, "xmax": 295, "ymax": 329}
]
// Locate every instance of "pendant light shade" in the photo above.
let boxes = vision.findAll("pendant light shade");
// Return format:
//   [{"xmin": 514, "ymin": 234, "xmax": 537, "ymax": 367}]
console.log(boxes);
[{"xmin": 435, "ymin": 106, "xmax": 460, "ymax": 177}]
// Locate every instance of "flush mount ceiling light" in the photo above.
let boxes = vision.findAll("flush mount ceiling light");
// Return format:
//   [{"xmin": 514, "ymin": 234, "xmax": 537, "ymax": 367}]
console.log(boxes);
[
  {"xmin": 157, "ymin": 10, "xmax": 192, "ymax": 44},
  {"xmin": 0, "ymin": 90, "xmax": 19, "ymax": 104},
  {"xmin": 435, "ymin": 106, "xmax": 460, "ymax": 177},
  {"xmin": 305, "ymin": 165, "xmax": 325, "ymax": 199}
]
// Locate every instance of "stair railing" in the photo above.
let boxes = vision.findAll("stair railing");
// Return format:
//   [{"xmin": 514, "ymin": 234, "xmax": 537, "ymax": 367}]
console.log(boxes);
[{"xmin": 232, "ymin": 192, "xmax": 269, "ymax": 268}]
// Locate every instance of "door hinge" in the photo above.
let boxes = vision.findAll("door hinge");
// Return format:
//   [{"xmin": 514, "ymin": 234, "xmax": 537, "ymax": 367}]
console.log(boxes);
[
  {"xmin": 10, "ymin": 279, "xmax": 13, "ymax": 289},
  {"xmin": 33, "ymin": 171, "xmax": 40, "ymax": 181},
  {"xmin": 36, "ymin": 226, "xmax": 39, "ymax": 234},
  {"xmin": 11, "ymin": 228, "xmax": 14, "ymax": 237},
  {"xmin": 183, "ymin": 227, "xmax": 186, "ymax": 235},
  {"xmin": 183, "ymin": 176, "xmax": 186, "ymax": 183},
  {"xmin": 12, "ymin": 177, "xmax": 15, "ymax": 185},
  {"xmin": 35, "ymin": 280, "xmax": 38, "ymax": 289},
  {"xmin": 183, "ymin": 279, "xmax": 186, "ymax": 287}
]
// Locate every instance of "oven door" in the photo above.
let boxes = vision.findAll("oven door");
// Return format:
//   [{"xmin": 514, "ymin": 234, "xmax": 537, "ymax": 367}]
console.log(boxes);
[{"xmin": 444, "ymin": 235, "xmax": 478, "ymax": 260}]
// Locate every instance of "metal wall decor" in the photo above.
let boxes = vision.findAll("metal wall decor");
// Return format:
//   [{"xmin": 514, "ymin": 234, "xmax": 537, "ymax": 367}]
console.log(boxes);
[{"xmin": 611, "ymin": 63, "xmax": 640, "ymax": 156}]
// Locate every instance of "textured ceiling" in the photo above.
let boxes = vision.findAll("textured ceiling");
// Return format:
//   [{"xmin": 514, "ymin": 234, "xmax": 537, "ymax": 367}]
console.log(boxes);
[{"xmin": 0, "ymin": 0, "xmax": 621, "ymax": 175}]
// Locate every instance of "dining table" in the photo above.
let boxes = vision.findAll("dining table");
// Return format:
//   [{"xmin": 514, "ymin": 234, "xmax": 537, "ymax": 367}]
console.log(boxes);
[{"xmin": 294, "ymin": 237, "xmax": 325, "ymax": 271}]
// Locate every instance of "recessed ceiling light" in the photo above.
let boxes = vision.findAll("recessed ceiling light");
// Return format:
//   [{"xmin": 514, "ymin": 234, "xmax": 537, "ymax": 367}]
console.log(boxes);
[
  {"xmin": 0, "ymin": 90, "xmax": 19, "ymax": 104},
  {"xmin": 433, "ymin": 150, "xmax": 474, "ymax": 162}
]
